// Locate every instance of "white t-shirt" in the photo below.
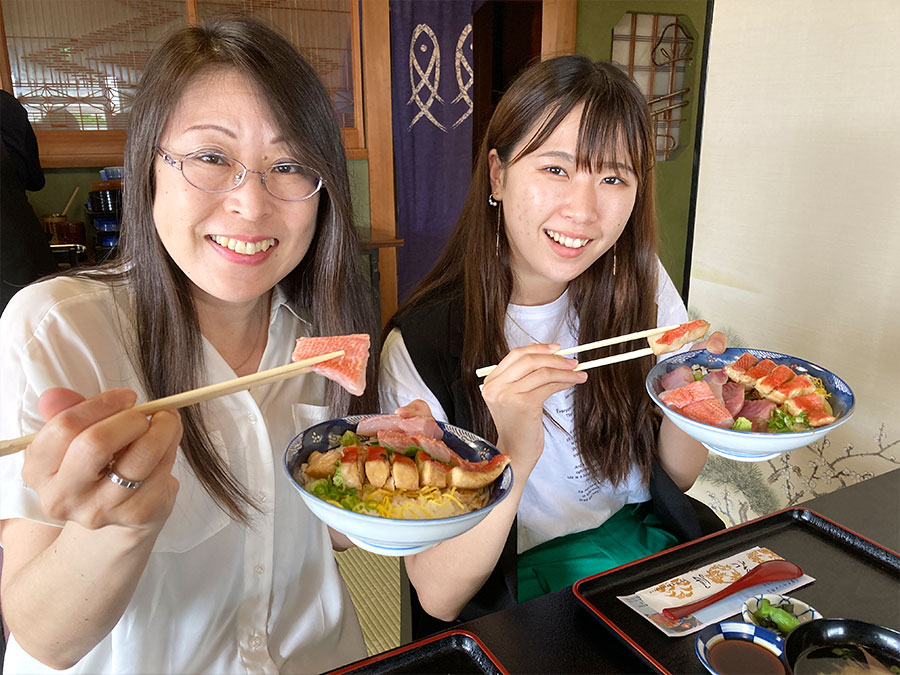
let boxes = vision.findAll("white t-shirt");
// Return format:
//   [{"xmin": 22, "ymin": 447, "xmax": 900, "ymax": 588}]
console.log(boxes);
[
  {"xmin": 0, "ymin": 277, "xmax": 365, "ymax": 674},
  {"xmin": 379, "ymin": 260, "xmax": 688, "ymax": 553}
]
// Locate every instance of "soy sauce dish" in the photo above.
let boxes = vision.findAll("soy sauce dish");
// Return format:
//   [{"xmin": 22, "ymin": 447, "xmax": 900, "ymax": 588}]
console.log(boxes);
[{"xmin": 695, "ymin": 622, "xmax": 787, "ymax": 675}]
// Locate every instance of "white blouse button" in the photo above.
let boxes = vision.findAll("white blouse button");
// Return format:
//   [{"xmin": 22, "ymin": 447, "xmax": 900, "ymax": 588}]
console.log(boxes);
[
  {"xmin": 248, "ymin": 413, "xmax": 258, "ymax": 425},
  {"xmin": 256, "ymin": 491, "xmax": 268, "ymax": 503},
  {"xmin": 248, "ymin": 635, "xmax": 262, "ymax": 649},
  {"xmin": 255, "ymin": 564, "xmax": 265, "ymax": 575}
]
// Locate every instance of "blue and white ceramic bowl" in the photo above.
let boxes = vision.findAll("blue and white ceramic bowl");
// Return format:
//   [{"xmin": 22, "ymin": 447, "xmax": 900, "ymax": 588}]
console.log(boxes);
[
  {"xmin": 695, "ymin": 621, "xmax": 785, "ymax": 675},
  {"xmin": 646, "ymin": 348, "xmax": 855, "ymax": 462},
  {"xmin": 283, "ymin": 415, "xmax": 512, "ymax": 556},
  {"xmin": 742, "ymin": 594, "xmax": 823, "ymax": 634}
]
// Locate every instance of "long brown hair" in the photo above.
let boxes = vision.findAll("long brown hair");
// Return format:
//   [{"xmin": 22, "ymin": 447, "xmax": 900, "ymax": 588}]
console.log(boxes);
[
  {"xmin": 398, "ymin": 56, "xmax": 660, "ymax": 486},
  {"xmin": 82, "ymin": 16, "xmax": 378, "ymax": 522}
]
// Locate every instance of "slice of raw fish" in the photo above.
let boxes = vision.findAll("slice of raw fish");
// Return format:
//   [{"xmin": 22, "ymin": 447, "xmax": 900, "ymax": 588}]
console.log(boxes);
[
  {"xmin": 703, "ymin": 370, "xmax": 730, "ymax": 404},
  {"xmin": 376, "ymin": 428, "xmax": 418, "ymax": 454},
  {"xmin": 415, "ymin": 450, "xmax": 449, "ymax": 488},
  {"xmin": 377, "ymin": 428, "xmax": 509, "ymax": 475},
  {"xmin": 722, "ymin": 381, "xmax": 746, "ymax": 417},
  {"xmin": 659, "ymin": 379, "xmax": 716, "ymax": 411},
  {"xmin": 365, "ymin": 446, "xmax": 390, "ymax": 489},
  {"xmin": 648, "ymin": 320, "xmax": 710, "ymax": 355},
  {"xmin": 339, "ymin": 446, "xmax": 365, "ymax": 489},
  {"xmin": 738, "ymin": 398, "xmax": 777, "ymax": 423},
  {"xmin": 291, "ymin": 334, "xmax": 370, "ymax": 396},
  {"xmin": 356, "ymin": 413, "xmax": 443, "ymax": 440},
  {"xmin": 661, "ymin": 366, "xmax": 694, "ymax": 391},
  {"xmin": 767, "ymin": 375, "xmax": 816, "ymax": 404},
  {"xmin": 449, "ymin": 454, "xmax": 511, "ymax": 489},
  {"xmin": 745, "ymin": 358, "xmax": 777, "ymax": 383},
  {"xmin": 755, "ymin": 364, "xmax": 796, "ymax": 396},
  {"xmin": 390, "ymin": 453, "xmax": 419, "ymax": 490},
  {"xmin": 725, "ymin": 352, "xmax": 759, "ymax": 384},
  {"xmin": 784, "ymin": 393, "xmax": 835, "ymax": 427},
  {"xmin": 680, "ymin": 397, "xmax": 734, "ymax": 428}
]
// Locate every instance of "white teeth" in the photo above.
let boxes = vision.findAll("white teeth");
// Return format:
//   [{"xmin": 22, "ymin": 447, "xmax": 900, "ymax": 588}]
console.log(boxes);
[
  {"xmin": 211, "ymin": 235, "xmax": 276, "ymax": 255},
  {"xmin": 545, "ymin": 230, "xmax": 589, "ymax": 249}
]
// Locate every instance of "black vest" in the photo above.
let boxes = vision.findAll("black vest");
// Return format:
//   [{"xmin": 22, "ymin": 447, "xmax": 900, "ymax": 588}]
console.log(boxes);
[{"xmin": 393, "ymin": 291, "xmax": 724, "ymax": 638}]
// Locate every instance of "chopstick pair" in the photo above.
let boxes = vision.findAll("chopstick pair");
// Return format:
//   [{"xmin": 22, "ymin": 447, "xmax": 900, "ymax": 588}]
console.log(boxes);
[
  {"xmin": 0, "ymin": 350, "xmax": 345, "ymax": 457},
  {"xmin": 475, "ymin": 324, "xmax": 680, "ymax": 378}
]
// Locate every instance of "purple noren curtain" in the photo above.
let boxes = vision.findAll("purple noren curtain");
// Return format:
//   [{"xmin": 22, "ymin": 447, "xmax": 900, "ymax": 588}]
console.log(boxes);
[{"xmin": 390, "ymin": 0, "xmax": 483, "ymax": 301}]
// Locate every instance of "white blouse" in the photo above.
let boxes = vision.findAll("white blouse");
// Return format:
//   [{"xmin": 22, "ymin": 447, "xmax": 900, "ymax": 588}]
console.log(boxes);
[
  {"xmin": 0, "ymin": 277, "xmax": 365, "ymax": 674},
  {"xmin": 379, "ymin": 260, "xmax": 688, "ymax": 553}
]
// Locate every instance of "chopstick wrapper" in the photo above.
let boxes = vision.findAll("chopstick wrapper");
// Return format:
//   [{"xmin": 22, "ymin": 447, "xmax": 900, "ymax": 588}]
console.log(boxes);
[{"xmin": 617, "ymin": 546, "xmax": 815, "ymax": 637}]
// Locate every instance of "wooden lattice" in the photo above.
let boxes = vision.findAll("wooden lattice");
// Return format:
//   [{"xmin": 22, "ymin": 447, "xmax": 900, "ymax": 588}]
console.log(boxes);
[
  {"xmin": 2, "ymin": 0, "xmax": 358, "ymax": 134},
  {"xmin": 612, "ymin": 12, "xmax": 694, "ymax": 161}
]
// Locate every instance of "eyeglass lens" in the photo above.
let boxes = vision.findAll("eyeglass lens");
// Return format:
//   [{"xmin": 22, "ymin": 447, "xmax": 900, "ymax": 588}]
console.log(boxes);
[{"xmin": 180, "ymin": 152, "xmax": 321, "ymax": 201}]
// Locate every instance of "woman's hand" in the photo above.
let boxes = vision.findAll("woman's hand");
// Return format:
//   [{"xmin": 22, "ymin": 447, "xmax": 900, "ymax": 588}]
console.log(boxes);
[
  {"xmin": 394, "ymin": 398, "xmax": 434, "ymax": 419},
  {"xmin": 23, "ymin": 387, "xmax": 182, "ymax": 534},
  {"xmin": 656, "ymin": 331, "xmax": 727, "ymax": 491},
  {"xmin": 480, "ymin": 344, "xmax": 586, "ymax": 471}
]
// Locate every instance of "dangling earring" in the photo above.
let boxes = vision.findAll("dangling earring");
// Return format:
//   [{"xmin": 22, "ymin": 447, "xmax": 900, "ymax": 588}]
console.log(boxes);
[
  {"xmin": 488, "ymin": 194, "xmax": 499, "ymax": 208},
  {"xmin": 612, "ymin": 242, "xmax": 617, "ymax": 277},
  {"xmin": 495, "ymin": 201, "xmax": 502, "ymax": 257}
]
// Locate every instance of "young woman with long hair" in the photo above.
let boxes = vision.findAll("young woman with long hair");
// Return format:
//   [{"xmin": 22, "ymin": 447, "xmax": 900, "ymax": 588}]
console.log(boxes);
[
  {"xmin": 381, "ymin": 55, "xmax": 725, "ymax": 635},
  {"xmin": 0, "ymin": 17, "xmax": 377, "ymax": 673}
]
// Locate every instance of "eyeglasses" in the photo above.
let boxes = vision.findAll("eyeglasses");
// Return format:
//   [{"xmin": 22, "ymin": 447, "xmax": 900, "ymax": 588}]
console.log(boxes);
[{"xmin": 155, "ymin": 147, "xmax": 323, "ymax": 202}]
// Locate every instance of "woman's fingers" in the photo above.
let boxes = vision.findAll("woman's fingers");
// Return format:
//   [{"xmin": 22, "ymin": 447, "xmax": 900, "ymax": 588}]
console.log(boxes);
[
  {"xmin": 25, "ymin": 390, "xmax": 184, "ymax": 530},
  {"xmin": 102, "ymin": 411, "xmax": 183, "ymax": 527},
  {"xmin": 485, "ymin": 344, "xmax": 561, "ymax": 381},
  {"xmin": 37, "ymin": 387, "xmax": 88, "ymax": 421},
  {"xmin": 26, "ymin": 389, "xmax": 139, "ymax": 483},
  {"xmin": 56, "ymin": 407, "xmax": 152, "ymax": 485},
  {"xmin": 105, "ymin": 409, "xmax": 182, "ymax": 492},
  {"xmin": 395, "ymin": 399, "xmax": 433, "ymax": 419},
  {"xmin": 485, "ymin": 348, "xmax": 578, "ymax": 387}
]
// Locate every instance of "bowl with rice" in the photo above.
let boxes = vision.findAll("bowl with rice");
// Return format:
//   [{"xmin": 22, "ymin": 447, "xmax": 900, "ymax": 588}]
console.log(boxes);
[{"xmin": 283, "ymin": 415, "xmax": 513, "ymax": 556}]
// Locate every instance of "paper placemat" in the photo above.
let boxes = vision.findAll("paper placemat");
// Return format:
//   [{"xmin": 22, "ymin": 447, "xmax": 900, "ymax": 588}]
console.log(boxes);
[{"xmin": 617, "ymin": 546, "xmax": 815, "ymax": 636}]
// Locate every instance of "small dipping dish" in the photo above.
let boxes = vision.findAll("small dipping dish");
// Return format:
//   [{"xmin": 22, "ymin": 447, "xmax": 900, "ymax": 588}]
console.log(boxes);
[
  {"xmin": 696, "ymin": 621, "xmax": 787, "ymax": 675},
  {"xmin": 743, "ymin": 594, "xmax": 823, "ymax": 636}
]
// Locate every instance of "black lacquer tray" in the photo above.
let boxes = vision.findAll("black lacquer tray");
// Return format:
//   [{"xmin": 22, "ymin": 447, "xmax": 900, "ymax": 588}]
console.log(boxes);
[
  {"xmin": 325, "ymin": 629, "xmax": 508, "ymax": 675},
  {"xmin": 573, "ymin": 508, "xmax": 900, "ymax": 674}
]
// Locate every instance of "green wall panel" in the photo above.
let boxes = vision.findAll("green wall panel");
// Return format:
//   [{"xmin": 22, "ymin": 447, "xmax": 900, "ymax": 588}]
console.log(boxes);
[{"xmin": 576, "ymin": 0, "xmax": 709, "ymax": 295}]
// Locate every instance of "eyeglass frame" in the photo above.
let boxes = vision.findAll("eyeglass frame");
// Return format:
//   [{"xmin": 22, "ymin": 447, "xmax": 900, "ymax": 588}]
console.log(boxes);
[{"xmin": 154, "ymin": 147, "xmax": 324, "ymax": 202}]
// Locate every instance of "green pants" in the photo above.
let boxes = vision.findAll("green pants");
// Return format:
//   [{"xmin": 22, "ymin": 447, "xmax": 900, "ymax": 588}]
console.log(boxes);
[{"xmin": 517, "ymin": 503, "xmax": 678, "ymax": 603}]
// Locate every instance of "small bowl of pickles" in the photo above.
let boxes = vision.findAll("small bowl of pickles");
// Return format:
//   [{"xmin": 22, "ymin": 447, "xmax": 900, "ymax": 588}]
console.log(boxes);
[{"xmin": 742, "ymin": 594, "xmax": 823, "ymax": 637}]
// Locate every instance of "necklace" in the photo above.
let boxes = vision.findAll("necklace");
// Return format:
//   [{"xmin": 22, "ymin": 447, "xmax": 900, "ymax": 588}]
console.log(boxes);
[{"xmin": 505, "ymin": 307, "xmax": 568, "ymax": 347}]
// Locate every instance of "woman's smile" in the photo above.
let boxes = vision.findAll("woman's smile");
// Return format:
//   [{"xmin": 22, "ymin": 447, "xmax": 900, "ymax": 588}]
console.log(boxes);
[
  {"xmin": 543, "ymin": 228, "xmax": 592, "ymax": 252},
  {"xmin": 208, "ymin": 234, "xmax": 278, "ymax": 259}
]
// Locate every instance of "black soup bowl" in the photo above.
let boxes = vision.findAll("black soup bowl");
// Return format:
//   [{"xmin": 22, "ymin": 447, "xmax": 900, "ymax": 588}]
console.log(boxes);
[{"xmin": 783, "ymin": 618, "xmax": 900, "ymax": 674}]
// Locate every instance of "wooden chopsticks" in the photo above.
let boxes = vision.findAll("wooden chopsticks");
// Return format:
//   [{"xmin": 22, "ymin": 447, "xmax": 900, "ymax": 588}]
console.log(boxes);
[
  {"xmin": 475, "ymin": 324, "xmax": 680, "ymax": 378},
  {"xmin": 0, "ymin": 350, "xmax": 345, "ymax": 457}
]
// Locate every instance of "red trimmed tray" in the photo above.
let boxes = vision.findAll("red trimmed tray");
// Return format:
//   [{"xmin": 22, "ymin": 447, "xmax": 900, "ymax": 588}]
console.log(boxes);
[
  {"xmin": 573, "ymin": 508, "xmax": 900, "ymax": 674},
  {"xmin": 324, "ymin": 629, "xmax": 508, "ymax": 675}
]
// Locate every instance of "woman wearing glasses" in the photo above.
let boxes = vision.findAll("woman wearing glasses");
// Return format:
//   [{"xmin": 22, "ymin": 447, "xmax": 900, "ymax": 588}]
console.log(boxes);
[{"xmin": 0, "ymin": 17, "xmax": 376, "ymax": 674}]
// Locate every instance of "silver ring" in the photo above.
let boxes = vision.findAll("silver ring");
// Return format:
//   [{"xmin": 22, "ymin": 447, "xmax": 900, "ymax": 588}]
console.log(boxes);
[{"xmin": 107, "ymin": 470, "xmax": 143, "ymax": 489}]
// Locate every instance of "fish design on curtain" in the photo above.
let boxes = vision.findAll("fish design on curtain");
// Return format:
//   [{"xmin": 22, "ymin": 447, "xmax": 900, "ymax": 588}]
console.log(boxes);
[{"xmin": 391, "ymin": 0, "xmax": 483, "ymax": 300}]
